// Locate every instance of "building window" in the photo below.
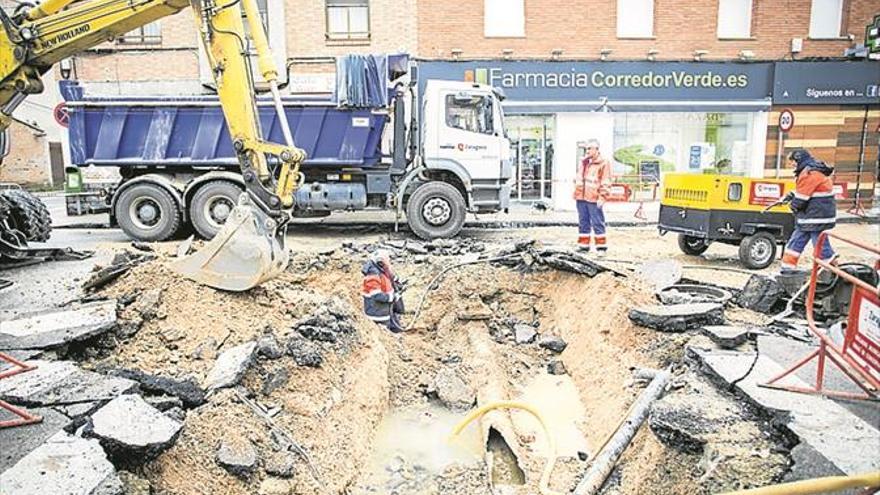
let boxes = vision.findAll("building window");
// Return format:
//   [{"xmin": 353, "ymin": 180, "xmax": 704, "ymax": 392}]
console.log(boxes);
[
  {"xmin": 118, "ymin": 22, "xmax": 161, "ymax": 44},
  {"xmin": 326, "ymin": 0, "xmax": 370, "ymax": 41},
  {"xmin": 484, "ymin": 0, "xmax": 525, "ymax": 38},
  {"xmin": 809, "ymin": 0, "xmax": 843, "ymax": 39},
  {"xmin": 243, "ymin": 0, "xmax": 270, "ymax": 53},
  {"xmin": 616, "ymin": 0, "xmax": 654, "ymax": 38},
  {"xmin": 717, "ymin": 0, "xmax": 752, "ymax": 39}
]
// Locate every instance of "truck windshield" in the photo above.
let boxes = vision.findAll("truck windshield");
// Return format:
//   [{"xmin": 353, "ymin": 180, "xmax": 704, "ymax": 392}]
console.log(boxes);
[{"xmin": 445, "ymin": 94, "xmax": 494, "ymax": 135}]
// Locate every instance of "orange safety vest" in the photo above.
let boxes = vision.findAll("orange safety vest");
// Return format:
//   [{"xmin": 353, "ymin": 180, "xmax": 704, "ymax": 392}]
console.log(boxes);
[{"xmin": 574, "ymin": 155, "xmax": 612, "ymax": 202}]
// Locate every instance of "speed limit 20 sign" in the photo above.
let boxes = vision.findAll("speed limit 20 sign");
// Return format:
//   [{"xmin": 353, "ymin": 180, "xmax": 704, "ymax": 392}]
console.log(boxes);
[{"xmin": 778, "ymin": 108, "xmax": 795, "ymax": 133}]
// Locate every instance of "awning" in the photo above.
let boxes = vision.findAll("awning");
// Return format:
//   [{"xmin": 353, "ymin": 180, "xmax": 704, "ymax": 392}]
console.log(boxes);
[{"xmin": 502, "ymin": 99, "xmax": 772, "ymax": 114}]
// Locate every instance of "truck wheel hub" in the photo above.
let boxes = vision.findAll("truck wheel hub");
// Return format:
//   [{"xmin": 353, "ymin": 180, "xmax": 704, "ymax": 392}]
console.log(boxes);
[
  {"xmin": 422, "ymin": 197, "xmax": 451, "ymax": 226},
  {"xmin": 750, "ymin": 239, "xmax": 772, "ymax": 263},
  {"xmin": 206, "ymin": 196, "xmax": 233, "ymax": 227},
  {"xmin": 131, "ymin": 198, "xmax": 161, "ymax": 229}
]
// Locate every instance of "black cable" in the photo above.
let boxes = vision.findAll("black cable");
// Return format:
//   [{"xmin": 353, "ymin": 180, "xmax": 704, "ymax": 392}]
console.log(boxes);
[{"xmin": 729, "ymin": 337, "xmax": 760, "ymax": 390}]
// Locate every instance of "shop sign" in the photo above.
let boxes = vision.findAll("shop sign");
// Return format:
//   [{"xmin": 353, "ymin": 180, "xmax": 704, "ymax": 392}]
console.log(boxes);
[
  {"xmin": 418, "ymin": 61, "xmax": 773, "ymax": 101},
  {"xmin": 773, "ymin": 62, "xmax": 880, "ymax": 105}
]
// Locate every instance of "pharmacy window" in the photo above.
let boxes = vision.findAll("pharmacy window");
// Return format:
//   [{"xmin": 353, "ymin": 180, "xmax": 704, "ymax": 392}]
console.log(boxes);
[
  {"xmin": 484, "ymin": 0, "xmax": 525, "ymax": 37},
  {"xmin": 617, "ymin": 0, "xmax": 653, "ymax": 38}
]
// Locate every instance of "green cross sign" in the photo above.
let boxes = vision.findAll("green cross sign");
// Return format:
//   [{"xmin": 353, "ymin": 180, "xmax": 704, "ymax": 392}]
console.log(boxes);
[{"xmin": 868, "ymin": 14, "xmax": 880, "ymax": 54}]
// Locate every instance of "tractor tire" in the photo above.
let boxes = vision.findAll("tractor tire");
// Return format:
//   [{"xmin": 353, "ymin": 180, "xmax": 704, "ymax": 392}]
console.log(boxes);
[
  {"xmin": 677, "ymin": 234, "xmax": 709, "ymax": 256},
  {"xmin": 189, "ymin": 180, "xmax": 242, "ymax": 240},
  {"xmin": 0, "ymin": 189, "xmax": 52, "ymax": 242},
  {"xmin": 115, "ymin": 183, "xmax": 182, "ymax": 242},
  {"xmin": 739, "ymin": 232, "xmax": 777, "ymax": 270},
  {"xmin": 405, "ymin": 181, "xmax": 467, "ymax": 240}
]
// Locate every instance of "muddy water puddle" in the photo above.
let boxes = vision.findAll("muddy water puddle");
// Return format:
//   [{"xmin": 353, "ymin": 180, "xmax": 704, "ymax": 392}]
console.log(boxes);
[{"xmin": 350, "ymin": 404, "xmax": 485, "ymax": 494}]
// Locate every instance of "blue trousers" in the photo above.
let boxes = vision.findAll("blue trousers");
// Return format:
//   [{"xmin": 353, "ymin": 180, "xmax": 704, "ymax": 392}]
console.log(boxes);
[
  {"xmin": 782, "ymin": 229, "xmax": 835, "ymax": 269},
  {"xmin": 576, "ymin": 200, "xmax": 606, "ymax": 246}
]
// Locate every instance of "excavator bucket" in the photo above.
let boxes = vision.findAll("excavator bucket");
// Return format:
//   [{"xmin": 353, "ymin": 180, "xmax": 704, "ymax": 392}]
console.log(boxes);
[{"xmin": 171, "ymin": 195, "xmax": 288, "ymax": 291}]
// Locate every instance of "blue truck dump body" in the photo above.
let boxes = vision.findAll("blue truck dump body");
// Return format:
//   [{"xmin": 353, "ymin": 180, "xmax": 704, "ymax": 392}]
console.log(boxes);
[{"xmin": 60, "ymin": 54, "xmax": 409, "ymax": 170}]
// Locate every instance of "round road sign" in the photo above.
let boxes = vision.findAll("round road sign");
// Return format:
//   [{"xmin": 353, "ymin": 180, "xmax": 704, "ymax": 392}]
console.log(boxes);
[
  {"xmin": 778, "ymin": 108, "xmax": 795, "ymax": 133},
  {"xmin": 53, "ymin": 102, "xmax": 69, "ymax": 128}
]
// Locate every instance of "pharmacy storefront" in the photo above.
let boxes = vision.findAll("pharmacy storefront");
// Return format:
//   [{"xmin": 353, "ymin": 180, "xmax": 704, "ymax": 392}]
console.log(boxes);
[{"xmin": 419, "ymin": 61, "xmax": 774, "ymax": 210}]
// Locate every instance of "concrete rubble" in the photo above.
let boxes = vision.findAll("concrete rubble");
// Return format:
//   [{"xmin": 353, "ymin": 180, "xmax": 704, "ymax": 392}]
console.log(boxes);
[
  {"xmin": 428, "ymin": 367, "xmax": 475, "ymax": 411},
  {"xmin": 628, "ymin": 303, "xmax": 725, "ymax": 332},
  {"xmin": 538, "ymin": 334, "xmax": 568, "ymax": 353},
  {"xmin": 203, "ymin": 341, "xmax": 257, "ymax": 392},
  {"xmin": 0, "ymin": 431, "xmax": 123, "ymax": 495},
  {"xmin": 514, "ymin": 323, "xmax": 538, "ymax": 344},
  {"xmin": 0, "ymin": 300, "xmax": 118, "ymax": 350},
  {"xmin": 216, "ymin": 439, "xmax": 259, "ymax": 477},
  {"xmin": 84, "ymin": 394, "xmax": 183, "ymax": 462}
]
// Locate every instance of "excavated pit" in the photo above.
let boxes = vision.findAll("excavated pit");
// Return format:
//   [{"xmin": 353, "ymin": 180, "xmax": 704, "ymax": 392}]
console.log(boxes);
[{"xmin": 78, "ymin": 240, "xmax": 789, "ymax": 494}]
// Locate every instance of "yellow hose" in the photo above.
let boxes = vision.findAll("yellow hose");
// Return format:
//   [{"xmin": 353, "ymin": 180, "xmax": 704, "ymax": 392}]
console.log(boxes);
[
  {"xmin": 449, "ymin": 400, "xmax": 562, "ymax": 495},
  {"xmin": 719, "ymin": 471, "xmax": 880, "ymax": 495}
]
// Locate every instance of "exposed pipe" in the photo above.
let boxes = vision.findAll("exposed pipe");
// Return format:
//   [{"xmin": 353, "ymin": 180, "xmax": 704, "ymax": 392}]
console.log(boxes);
[
  {"xmin": 449, "ymin": 400, "xmax": 561, "ymax": 495},
  {"xmin": 718, "ymin": 471, "xmax": 880, "ymax": 495},
  {"xmin": 573, "ymin": 368, "xmax": 671, "ymax": 495}
]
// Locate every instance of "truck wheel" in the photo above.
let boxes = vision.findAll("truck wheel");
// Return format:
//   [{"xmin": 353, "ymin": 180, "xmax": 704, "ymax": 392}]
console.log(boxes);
[
  {"xmin": 189, "ymin": 181, "xmax": 242, "ymax": 239},
  {"xmin": 1, "ymin": 189, "xmax": 51, "ymax": 242},
  {"xmin": 115, "ymin": 183, "xmax": 181, "ymax": 242},
  {"xmin": 406, "ymin": 181, "xmax": 466, "ymax": 240},
  {"xmin": 677, "ymin": 234, "xmax": 709, "ymax": 256},
  {"xmin": 739, "ymin": 232, "xmax": 777, "ymax": 270}
]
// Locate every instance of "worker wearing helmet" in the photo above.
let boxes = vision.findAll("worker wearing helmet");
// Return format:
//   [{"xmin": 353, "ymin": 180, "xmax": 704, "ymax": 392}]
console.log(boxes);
[
  {"xmin": 780, "ymin": 149, "xmax": 837, "ymax": 272},
  {"xmin": 574, "ymin": 138, "xmax": 612, "ymax": 254},
  {"xmin": 362, "ymin": 249, "xmax": 406, "ymax": 332}
]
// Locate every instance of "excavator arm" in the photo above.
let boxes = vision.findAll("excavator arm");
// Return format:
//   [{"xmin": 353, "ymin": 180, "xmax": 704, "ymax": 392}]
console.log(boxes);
[{"xmin": 0, "ymin": 0, "xmax": 305, "ymax": 290}]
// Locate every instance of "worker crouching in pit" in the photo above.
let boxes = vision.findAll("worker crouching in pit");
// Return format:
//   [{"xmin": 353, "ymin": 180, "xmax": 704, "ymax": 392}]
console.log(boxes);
[{"xmin": 362, "ymin": 250, "xmax": 407, "ymax": 333}]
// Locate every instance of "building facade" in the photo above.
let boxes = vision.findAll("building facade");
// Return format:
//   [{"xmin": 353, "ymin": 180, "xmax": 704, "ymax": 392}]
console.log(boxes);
[{"xmin": 418, "ymin": 0, "xmax": 879, "ymax": 210}]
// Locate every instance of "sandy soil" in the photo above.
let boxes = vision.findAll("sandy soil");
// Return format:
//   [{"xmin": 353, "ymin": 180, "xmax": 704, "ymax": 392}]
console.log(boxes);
[{"xmin": 73, "ymin": 221, "xmax": 878, "ymax": 495}]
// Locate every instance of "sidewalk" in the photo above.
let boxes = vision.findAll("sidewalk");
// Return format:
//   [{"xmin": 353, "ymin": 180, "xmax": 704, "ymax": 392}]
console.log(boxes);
[{"xmin": 46, "ymin": 196, "xmax": 878, "ymax": 230}]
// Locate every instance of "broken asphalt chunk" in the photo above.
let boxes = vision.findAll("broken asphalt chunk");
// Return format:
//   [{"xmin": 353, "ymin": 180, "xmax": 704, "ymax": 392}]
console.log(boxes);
[
  {"xmin": 0, "ymin": 431, "xmax": 123, "ymax": 495},
  {"xmin": 702, "ymin": 325, "xmax": 752, "ymax": 349},
  {"xmin": 0, "ymin": 360, "xmax": 137, "ymax": 407},
  {"xmin": 0, "ymin": 300, "xmax": 117, "ymax": 351},
  {"xmin": 735, "ymin": 275, "xmax": 786, "ymax": 314},
  {"xmin": 286, "ymin": 335, "xmax": 323, "ymax": 368},
  {"xmin": 109, "ymin": 368, "xmax": 206, "ymax": 408},
  {"xmin": 84, "ymin": 394, "xmax": 182, "ymax": 463},
  {"xmin": 538, "ymin": 335, "xmax": 568, "ymax": 353},
  {"xmin": 629, "ymin": 303, "xmax": 724, "ymax": 332}
]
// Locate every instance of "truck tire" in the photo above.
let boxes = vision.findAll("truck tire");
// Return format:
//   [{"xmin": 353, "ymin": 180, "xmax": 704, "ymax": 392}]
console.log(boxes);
[
  {"xmin": 189, "ymin": 181, "xmax": 242, "ymax": 239},
  {"xmin": 1, "ymin": 189, "xmax": 51, "ymax": 242},
  {"xmin": 739, "ymin": 232, "xmax": 777, "ymax": 270},
  {"xmin": 406, "ymin": 181, "xmax": 466, "ymax": 240},
  {"xmin": 115, "ymin": 183, "xmax": 182, "ymax": 242},
  {"xmin": 677, "ymin": 234, "xmax": 709, "ymax": 256}
]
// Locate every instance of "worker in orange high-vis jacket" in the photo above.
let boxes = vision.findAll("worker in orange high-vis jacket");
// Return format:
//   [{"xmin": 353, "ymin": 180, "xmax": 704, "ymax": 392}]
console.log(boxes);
[
  {"xmin": 362, "ymin": 250, "xmax": 406, "ymax": 332},
  {"xmin": 573, "ymin": 138, "xmax": 612, "ymax": 254},
  {"xmin": 780, "ymin": 149, "xmax": 837, "ymax": 273}
]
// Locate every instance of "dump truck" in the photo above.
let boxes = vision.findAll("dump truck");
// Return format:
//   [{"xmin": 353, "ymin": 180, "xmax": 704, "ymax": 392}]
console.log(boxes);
[{"xmin": 62, "ymin": 55, "xmax": 513, "ymax": 242}]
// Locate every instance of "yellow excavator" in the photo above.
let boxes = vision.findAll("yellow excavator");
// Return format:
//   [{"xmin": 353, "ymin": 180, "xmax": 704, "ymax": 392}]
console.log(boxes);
[{"xmin": 0, "ymin": 0, "xmax": 304, "ymax": 291}]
